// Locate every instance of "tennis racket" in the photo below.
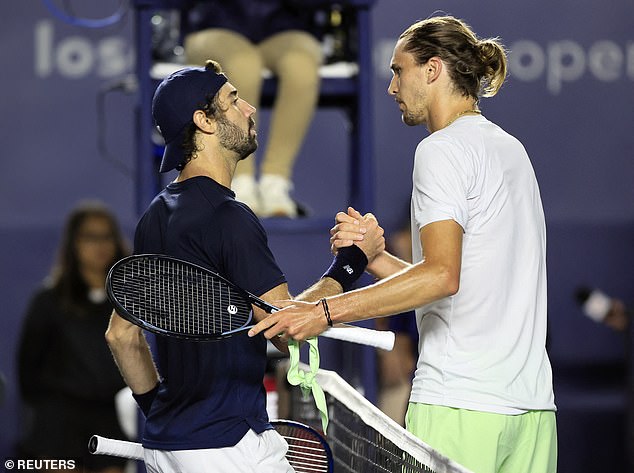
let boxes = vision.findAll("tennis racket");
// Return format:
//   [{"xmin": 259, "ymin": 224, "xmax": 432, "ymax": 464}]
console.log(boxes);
[
  {"xmin": 274, "ymin": 419, "xmax": 333, "ymax": 472},
  {"xmin": 89, "ymin": 420, "xmax": 334, "ymax": 472},
  {"xmin": 106, "ymin": 254, "xmax": 394, "ymax": 351}
]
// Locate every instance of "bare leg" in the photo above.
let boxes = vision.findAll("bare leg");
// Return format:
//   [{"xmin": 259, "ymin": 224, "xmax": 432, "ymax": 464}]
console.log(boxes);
[{"xmin": 258, "ymin": 31, "xmax": 322, "ymax": 179}]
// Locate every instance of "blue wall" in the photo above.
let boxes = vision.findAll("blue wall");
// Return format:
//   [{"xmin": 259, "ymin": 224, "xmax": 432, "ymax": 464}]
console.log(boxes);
[{"xmin": 1, "ymin": 0, "xmax": 633, "ymax": 470}]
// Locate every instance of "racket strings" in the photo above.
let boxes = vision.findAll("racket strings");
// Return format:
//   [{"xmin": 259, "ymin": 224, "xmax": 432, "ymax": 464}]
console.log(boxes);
[
  {"xmin": 110, "ymin": 257, "xmax": 252, "ymax": 336},
  {"xmin": 277, "ymin": 430, "xmax": 330, "ymax": 472}
]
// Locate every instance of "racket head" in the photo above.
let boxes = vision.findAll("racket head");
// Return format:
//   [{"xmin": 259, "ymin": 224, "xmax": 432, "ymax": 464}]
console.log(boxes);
[
  {"xmin": 106, "ymin": 254, "xmax": 255, "ymax": 340},
  {"xmin": 272, "ymin": 419, "xmax": 334, "ymax": 473}
]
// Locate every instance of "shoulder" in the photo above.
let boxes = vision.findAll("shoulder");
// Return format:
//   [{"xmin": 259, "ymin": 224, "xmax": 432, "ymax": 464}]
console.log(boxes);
[
  {"xmin": 212, "ymin": 200, "xmax": 269, "ymax": 247},
  {"xmin": 415, "ymin": 119, "xmax": 493, "ymax": 172},
  {"xmin": 210, "ymin": 203, "xmax": 285, "ymax": 296},
  {"xmin": 414, "ymin": 134, "xmax": 467, "ymax": 176},
  {"xmin": 215, "ymin": 198, "xmax": 259, "ymax": 223},
  {"xmin": 419, "ymin": 121, "xmax": 467, "ymax": 150}
]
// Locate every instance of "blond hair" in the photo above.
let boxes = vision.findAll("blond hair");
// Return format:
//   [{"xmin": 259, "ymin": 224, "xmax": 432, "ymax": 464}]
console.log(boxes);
[{"xmin": 400, "ymin": 16, "xmax": 507, "ymax": 99}]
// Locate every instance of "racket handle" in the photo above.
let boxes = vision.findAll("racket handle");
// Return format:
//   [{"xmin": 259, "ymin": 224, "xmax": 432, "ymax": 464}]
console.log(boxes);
[
  {"xmin": 88, "ymin": 435, "xmax": 144, "ymax": 461},
  {"xmin": 322, "ymin": 325, "xmax": 395, "ymax": 351}
]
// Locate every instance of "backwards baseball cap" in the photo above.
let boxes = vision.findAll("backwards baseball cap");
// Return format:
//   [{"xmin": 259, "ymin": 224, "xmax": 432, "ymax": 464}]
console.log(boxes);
[{"xmin": 152, "ymin": 65, "xmax": 228, "ymax": 173}]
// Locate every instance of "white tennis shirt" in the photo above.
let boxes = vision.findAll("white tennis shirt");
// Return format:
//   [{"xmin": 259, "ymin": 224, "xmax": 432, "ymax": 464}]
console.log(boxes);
[{"xmin": 409, "ymin": 115, "xmax": 556, "ymax": 414}]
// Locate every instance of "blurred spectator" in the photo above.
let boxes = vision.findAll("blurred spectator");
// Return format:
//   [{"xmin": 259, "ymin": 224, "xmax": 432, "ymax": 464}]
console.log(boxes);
[
  {"xmin": 375, "ymin": 314, "xmax": 417, "ymax": 426},
  {"xmin": 183, "ymin": 0, "xmax": 326, "ymax": 217},
  {"xmin": 576, "ymin": 286, "xmax": 630, "ymax": 332},
  {"xmin": 16, "ymin": 201, "xmax": 130, "ymax": 473},
  {"xmin": 576, "ymin": 286, "xmax": 633, "ymax": 471}
]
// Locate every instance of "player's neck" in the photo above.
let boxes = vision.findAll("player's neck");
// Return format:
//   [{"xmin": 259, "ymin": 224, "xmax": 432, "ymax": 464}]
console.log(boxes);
[
  {"xmin": 428, "ymin": 97, "xmax": 479, "ymax": 133},
  {"xmin": 175, "ymin": 153, "xmax": 234, "ymax": 188}
]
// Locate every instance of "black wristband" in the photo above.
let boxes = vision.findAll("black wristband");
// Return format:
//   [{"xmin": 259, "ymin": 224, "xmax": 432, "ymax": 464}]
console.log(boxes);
[
  {"xmin": 320, "ymin": 298, "xmax": 333, "ymax": 327},
  {"xmin": 322, "ymin": 244, "xmax": 368, "ymax": 291},
  {"xmin": 132, "ymin": 382, "xmax": 160, "ymax": 417}
]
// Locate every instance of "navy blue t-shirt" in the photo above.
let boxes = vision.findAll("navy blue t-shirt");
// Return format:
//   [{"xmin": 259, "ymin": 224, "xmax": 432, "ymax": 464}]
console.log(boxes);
[{"xmin": 134, "ymin": 176, "xmax": 286, "ymax": 450}]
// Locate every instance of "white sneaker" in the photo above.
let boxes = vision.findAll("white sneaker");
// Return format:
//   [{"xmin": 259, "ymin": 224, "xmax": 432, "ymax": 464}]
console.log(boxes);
[
  {"xmin": 259, "ymin": 174, "xmax": 297, "ymax": 218},
  {"xmin": 232, "ymin": 174, "xmax": 261, "ymax": 214}
]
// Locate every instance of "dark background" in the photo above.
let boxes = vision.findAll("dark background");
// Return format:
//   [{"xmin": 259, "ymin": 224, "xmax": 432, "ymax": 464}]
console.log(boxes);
[{"xmin": 1, "ymin": 1, "xmax": 632, "ymax": 471}]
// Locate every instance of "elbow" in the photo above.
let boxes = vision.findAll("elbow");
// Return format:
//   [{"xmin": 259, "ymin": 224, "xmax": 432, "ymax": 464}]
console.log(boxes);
[
  {"xmin": 445, "ymin": 277, "xmax": 460, "ymax": 297},
  {"xmin": 438, "ymin": 265, "xmax": 460, "ymax": 298}
]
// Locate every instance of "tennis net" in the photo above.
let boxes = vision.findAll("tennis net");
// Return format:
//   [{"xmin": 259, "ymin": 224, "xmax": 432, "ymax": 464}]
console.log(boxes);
[{"xmin": 287, "ymin": 367, "xmax": 473, "ymax": 473}]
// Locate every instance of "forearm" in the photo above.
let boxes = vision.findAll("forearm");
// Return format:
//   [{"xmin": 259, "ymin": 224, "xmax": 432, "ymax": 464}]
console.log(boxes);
[
  {"xmin": 295, "ymin": 276, "xmax": 343, "ymax": 302},
  {"xmin": 334, "ymin": 220, "xmax": 462, "ymax": 322},
  {"xmin": 259, "ymin": 278, "xmax": 343, "ymax": 353},
  {"xmin": 105, "ymin": 312, "xmax": 160, "ymax": 394},
  {"xmin": 328, "ymin": 261, "xmax": 458, "ymax": 324},
  {"xmin": 248, "ymin": 220, "xmax": 462, "ymax": 342},
  {"xmin": 366, "ymin": 250, "xmax": 410, "ymax": 279}
]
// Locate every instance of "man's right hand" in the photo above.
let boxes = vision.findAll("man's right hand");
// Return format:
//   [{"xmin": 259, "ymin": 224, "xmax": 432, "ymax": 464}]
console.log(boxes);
[{"xmin": 330, "ymin": 206, "xmax": 385, "ymax": 263}]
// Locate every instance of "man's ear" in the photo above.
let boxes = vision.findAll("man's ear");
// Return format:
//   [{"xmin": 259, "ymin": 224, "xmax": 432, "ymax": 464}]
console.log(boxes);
[
  {"xmin": 193, "ymin": 110, "xmax": 215, "ymax": 133},
  {"xmin": 426, "ymin": 57, "xmax": 443, "ymax": 83}
]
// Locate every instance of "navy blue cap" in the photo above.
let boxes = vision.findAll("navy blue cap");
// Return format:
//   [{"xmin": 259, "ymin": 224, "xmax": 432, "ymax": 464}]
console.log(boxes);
[{"xmin": 152, "ymin": 66, "xmax": 228, "ymax": 173}]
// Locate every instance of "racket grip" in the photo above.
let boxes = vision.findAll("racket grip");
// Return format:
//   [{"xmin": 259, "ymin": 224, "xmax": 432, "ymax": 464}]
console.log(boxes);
[
  {"xmin": 322, "ymin": 325, "xmax": 395, "ymax": 351},
  {"xmin": 88, "ymin": 435, "xmax": 144, "ymax": 461}
]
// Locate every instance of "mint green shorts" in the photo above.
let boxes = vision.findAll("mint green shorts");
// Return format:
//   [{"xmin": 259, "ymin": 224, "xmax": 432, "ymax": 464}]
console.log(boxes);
[{"xmin": 405, "ymin": 403, "xmax": 557, "ymax": 473}]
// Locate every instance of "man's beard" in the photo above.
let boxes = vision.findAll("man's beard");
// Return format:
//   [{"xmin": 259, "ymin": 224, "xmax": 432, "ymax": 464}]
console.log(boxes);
[
  {"xmin": 216, "ymin": 115, "xmax": 258, "ymax": 160},
  {"xmin": 400, "ymin": 105, "xmax": 425, "ymax": 127}
]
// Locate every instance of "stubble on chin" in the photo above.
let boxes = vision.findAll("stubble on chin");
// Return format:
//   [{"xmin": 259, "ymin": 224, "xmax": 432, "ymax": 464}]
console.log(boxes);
[
  {"xmin": 402, "ymin": 113, "xmax": 424, "ymax": 127},
  {"xmin": 239, "ymin": 138, "xmax": 258, "ymax": 161}
]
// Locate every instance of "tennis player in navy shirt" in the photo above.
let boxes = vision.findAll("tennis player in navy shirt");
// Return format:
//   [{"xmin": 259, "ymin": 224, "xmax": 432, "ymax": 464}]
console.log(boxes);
[{"xmin": 105, "ymin": 60, "xmax": 384, "ymax": 472}]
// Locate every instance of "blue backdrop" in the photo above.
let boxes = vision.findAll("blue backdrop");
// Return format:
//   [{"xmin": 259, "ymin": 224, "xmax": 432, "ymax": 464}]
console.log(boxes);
[{"xmin": 1, "ymin": 1, "xmax": 632, "ymax": 470}]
